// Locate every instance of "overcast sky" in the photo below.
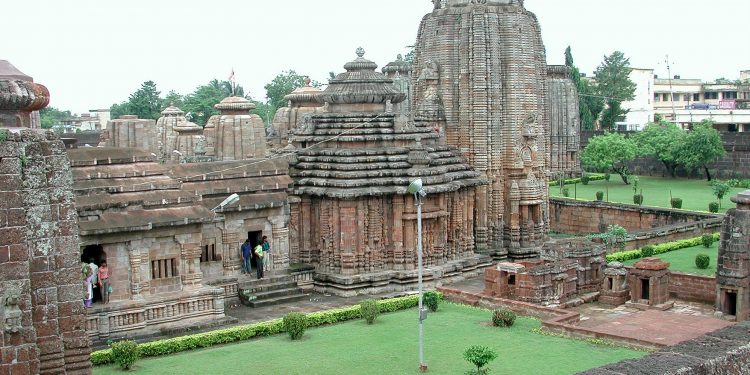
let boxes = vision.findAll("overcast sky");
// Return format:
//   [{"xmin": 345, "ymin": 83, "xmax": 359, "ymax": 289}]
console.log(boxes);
[{"xmin": 2, "ymin": 0, "xmax": 748, "ymax": 114}]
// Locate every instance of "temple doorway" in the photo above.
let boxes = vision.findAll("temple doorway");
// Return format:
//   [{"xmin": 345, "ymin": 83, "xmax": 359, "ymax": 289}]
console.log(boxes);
[
  {"xmin": 247, "ymin": 231, "xmax": 263, "ymax": 271},
  {"xmin": 640, "ymin": 279, "xmax": 650, "ymax": 300},
  {"xmin": 722, "ymin": 290, "xmax": 738, "ymax": 316},
  {"xmin": 81, "ymin": 245, "xmax": 106, "ymax": 302}
]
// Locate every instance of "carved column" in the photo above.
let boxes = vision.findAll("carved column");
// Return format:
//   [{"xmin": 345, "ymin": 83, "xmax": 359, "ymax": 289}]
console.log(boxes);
[
  {"xmin": 129, "ymin": 247, "xmax": 144, "ymax": 298},
  {"xmin": 179, "ymin": 243, "xmax": 203, "ymax": 287},
  {"xmin": 271, "ymin": 220, "xmax": 290, "ymax": 270},
  {"xmin": 221, "ymin": 230, "xmax": 240, "ymax": 274}
]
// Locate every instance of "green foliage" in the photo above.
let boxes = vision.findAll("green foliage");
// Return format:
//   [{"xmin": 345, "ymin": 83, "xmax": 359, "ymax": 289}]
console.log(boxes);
[
  {"xmin": 701, "ymin": 234, "xmax": 715, "ymax": 248},
  {"xmin": 566, "ymin": 46, "xmax": 604, "ymax": 130},
  {"xmin": 588, "ymin": 225, "xmax": 628, "ymax": 250},
  {"xmin": 695, "ymin": 254, "xmax": 710, "ymax": 269},
  {"xmin": 671, "ymin": 198, "xmax": 683, "ymax": 209},
  {"xmin": 464, "ymin": 345, "xmax": 498, "ymax": 375},
  {"xmin": 581, "ymin": 132, "xmax": 638, "ymax": 184},
  {"xmin": 640, "ymin": 245, "xmax": 655, "ymax": 258},
  {"xmin": 724, "ymin": 179, "xmax": 750, "ymax": 189},
  {"xmin": 674, "ymin": 120, "xmax": 725, "ymax": 181},
  {"xmin": 491, "ymin": 309, "xmax": 516, "ymax": 328},
  {"xmin": 606, "ymin": 233, "xmax": 719, "ymax": 263},
  {"xmin": 581, "ymin": 174, "xmax": 590, "ymax": 185},
  {"xmin": 182, "ymin": 79, "xmax": 235, "ymax": 126},
  {"xmin": 0, "ymin": 129, "xmax": 7, "ymax": 142},
  {"xmin": 90, "ymin": 295, "xmax": 431, "ymax": 365},
  {"xmin": 264, "ymin": 70, "xmax": 322, "ymax": 120},
  {"xmin": 594, "ymin": 51, "xmax": 636, "ymax": 129},
  {"xmin": 709, "ymin": 202, "xmax": 720, "ymax": 213},
  {"xmin": 633, "ymin": 194, "xmax": 643, "ymax": 205},
  {"xmin": 548, "ymin": 173, "xmax": 606, "ymax": 187},
  {"xmin": 711, "ymin": 180, "xmax": 731, "ymax": 208},
  {"xmin": 360, "ymin": 299, "xmax": 380, "ymax": 325},
  {"xmin": 283, "ymin": 312, "xmax": 308, "ymax": 340},
  {"xmin": 110, "ymin": 80, "xmax": 163, "ymax": 120},
  {"xmin": 634, "ymin": 121, "xmax": 685, "ymax": 177},
  {"xmin": 596, "ymin": 191, "xmax": 604, "ymax": 201},
  {"xmin": 110, "ymin": 340, "xmax": 139, "ymax": 370},
  {"xmin": 562, "ymin": 188, "xmax": 570, "ymax": 197},
  {"xmin": 424, "ymin": 291, "xmax": 441, "ymax": 312},
  {"xmin": 604, "ymin": 173, "xmax": 611, "ymax": 181},
  {"xmin": 39, "ymin": 106, "xmax": 73, "ymax": 129}
]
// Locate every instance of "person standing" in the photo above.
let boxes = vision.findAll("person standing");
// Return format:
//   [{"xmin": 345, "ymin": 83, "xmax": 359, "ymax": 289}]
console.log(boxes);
[
  {"xmin": 88, "ymin": 258, "xmax": 99, "ymax": 302},
  {"xmin": 253, "ymin": 242, "xmax": 264, "ymax": 279},
  {"xmin": 83, "ymin": 267, "xmax": 93, "ymax": 308},
  {"xmin": 98, "ymin": 261, "xmax": 111, "ymax": 304},
  {"xmin": 241, "ymin": 239, "xmax": 252, "ymax": 274},
  {"xmin": 262, "ymin": 236, "xmax": 271, "ymax": 271}
]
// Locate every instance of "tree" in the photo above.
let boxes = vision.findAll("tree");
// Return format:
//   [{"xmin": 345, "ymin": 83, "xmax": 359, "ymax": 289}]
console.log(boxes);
[
  {"xmin": 565, "ymin": 46, "xmax": 605, "ymax": 130},
  {"xmin": 633, "ymin": 120, "xmax": 686, "ymax": 177},
  {"xmin": 464, "ymin": 346, "xmax": 498, "ymax": 375},
  {"xmin": 161, "ymin": 90, "xmax": 184, "ymax": 110},
  {"xmin": 263, "ymin": 70, "xmax": 322, "ymax": 123},
  {"xmin": 39, "ymin": 106, "xmax": 72, "ymax": 129},
  {"xmin": 109, "ymin": 80, "xmax": 162, "ymax": 120},
  {"xmin": 581, "ymin": 132, "xmax": 638, "ymax": 184},
  {"xmin": 711, "ymin": 180, "xmax": 730, "ymax": 208},
  {"xmin": 182, "ymin": 80, "xmax": 232, "ymax": 126},
  {"xmin": 594, "ymin": 51, "xmax": 636, "ymax": 129},
  {"xmin": 674, "ymin": 120, "xmax": 725, "ymax": 181}
]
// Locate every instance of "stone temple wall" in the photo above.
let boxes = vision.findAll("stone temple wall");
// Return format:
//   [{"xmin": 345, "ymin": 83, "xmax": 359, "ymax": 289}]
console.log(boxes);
[{"xmin": 0, "ymin": 130, "xmax": 91, "ymax": 374}]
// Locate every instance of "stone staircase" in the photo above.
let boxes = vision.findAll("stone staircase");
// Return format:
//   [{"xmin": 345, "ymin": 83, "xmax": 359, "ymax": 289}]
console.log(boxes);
[{"xmin": 238, "ymin": 273, "xmax": 307, "ymax": 308}]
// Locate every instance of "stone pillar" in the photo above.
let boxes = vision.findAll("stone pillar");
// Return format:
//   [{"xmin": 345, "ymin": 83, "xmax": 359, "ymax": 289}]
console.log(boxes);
[
  {"xmin": 129, "ymin": 248, "xmax": 144, "ymax": 298},
  {"xmin": 178, "ymin": 241, "xmax": 203, "ymax": 287},
  {"xmin": 716, "ymin": 190, "xmax": 750, "ymax": 320},
  {"xmin": 271, "ymin": 220, "xmax": 290, "ymax": 270},
  {"xmin": 221, "ymin": 230, "xmax": 241, "ymax": 274}
]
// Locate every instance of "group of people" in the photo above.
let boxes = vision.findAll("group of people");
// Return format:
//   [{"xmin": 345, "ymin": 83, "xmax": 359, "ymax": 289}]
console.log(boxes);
[
  {"xmin": 82, "ymin": 258, "xmax": 110, "ymax": 307},
  {"xmin": 241, "ymin": 236, "xmax": 270, "ymax": 279}
]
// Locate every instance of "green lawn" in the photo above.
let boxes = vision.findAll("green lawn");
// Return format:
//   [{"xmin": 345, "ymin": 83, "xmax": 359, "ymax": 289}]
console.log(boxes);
[
  {"xmin": 95, "ymin": 304, "xmax": 645, "ymax": 375},
  {"xmin": 624, "ymin": 243, "xmax": 718, "ymax": 277},
  {"xmin": 550, "ymin": 176, "xmax": 744, "ymax": 213}
]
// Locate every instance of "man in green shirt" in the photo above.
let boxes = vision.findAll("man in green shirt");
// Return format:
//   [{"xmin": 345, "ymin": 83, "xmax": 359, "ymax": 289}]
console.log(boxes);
[{"xmin": 253, "ymin": 242, "xmax": 264, "ymax": 279}]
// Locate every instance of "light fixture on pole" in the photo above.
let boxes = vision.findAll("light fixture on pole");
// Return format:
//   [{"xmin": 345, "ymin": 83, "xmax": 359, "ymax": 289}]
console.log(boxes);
[
  {"xmin": 211, "ymin": 193, "xmax": 240, "ymax": 212},
  {"xmin": 407, "ymin": 178, "xmax": 428, "ymax": 373}
]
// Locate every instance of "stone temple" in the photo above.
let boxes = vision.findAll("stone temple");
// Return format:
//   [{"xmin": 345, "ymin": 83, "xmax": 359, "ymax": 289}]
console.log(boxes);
[
  {"xmin": 287, "ymin": 49, "xmax": 489, "ymax": 295},
  {"xmin": 413, "ymin": 0, "xmax": 556, "ymax": 259}
]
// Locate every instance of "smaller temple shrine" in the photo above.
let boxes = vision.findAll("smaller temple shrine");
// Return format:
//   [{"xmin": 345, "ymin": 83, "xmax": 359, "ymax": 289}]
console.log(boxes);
[
  {"xmin": 206, "ymin": 96, "xmax": 266, "ymax": 161},
  {"xmin": 287, "ymin": 48, "xmax": 489, "ymax": 296},
  {"xmin": 268, "ymin": 77, "xmax": 323, "ymax": 150},
  {"xmin": 627, "ymin": 257, "xmax": 673, "ymax": 310}
]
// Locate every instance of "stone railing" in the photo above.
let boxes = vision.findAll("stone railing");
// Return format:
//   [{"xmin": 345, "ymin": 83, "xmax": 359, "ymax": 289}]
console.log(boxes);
[
  {"xmin": 86, "ymin": 287, "xmax": 224, "ymax": 340},
  {"xmin": 290, "ymin": 269, "xmax": 315, "ymax": 291}
]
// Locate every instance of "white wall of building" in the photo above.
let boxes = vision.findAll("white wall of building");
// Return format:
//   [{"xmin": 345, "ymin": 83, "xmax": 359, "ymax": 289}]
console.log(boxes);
[{"xmin": 621, "ymin": 68, "xmax": 654, "ymax": 130}]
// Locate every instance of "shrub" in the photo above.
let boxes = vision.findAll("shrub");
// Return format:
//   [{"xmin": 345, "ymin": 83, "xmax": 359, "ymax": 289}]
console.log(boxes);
[
  {"xmin": 360, "ymin": 299, "xmax": 380, "ymax": 324},
  {"xmin": 581, "ymin": 174, "xmax": 590, "ymax": 185},
  {"xmin": 282, "ymin": 312, "xmax": 308, "ymax": 340},
  {"xmin": 491, "ymin": 309, "xmax": 516, "ymax": 328},
  {"xmin": 640, "ymin": 245, "xmax": 655, "ymax": 258},
  {"xmin": 701, "ymin": 234, "xmax": 715, "ymax": 248},
  {"xmin": 670, "ymin": 198, "xmax": 682, "ymax": 209},
  {"xmin": 695, "ymin": 254, "xmax": 710, "ymax": 269},
  {"xmin": 604, "ymin": 173, "xmax": 611, "ymax": 181},
  {"xmin": 633, "ymin": 194, "xmax": 643, "ymax": 205},
  {"xmin": 424, "ymin": 291, "xmax": 440, "ymax": 312},
  {"xmin": 562, "ymin": 188, "xmax": 570, "ymax": 197},
  {"xmin": 110, "ymin": 340, "xmax": 139, "ymax": 370},
  {"xmin": 596, "ymin": 191, "xmax": 604, "ymax": 201},
  {"xmin": 606, "ymin": 233, "xmax": 720, "ymax": 263},
  {"xmin": 709, "ymin": 202, "xmax": 720, "ymax": 213},
  {"xmin": 464, "ymin": 345, "xmax": 498, "ymax": 375}
]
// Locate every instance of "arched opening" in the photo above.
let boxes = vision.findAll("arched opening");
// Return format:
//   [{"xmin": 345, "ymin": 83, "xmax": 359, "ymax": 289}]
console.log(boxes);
[{"xmin": 81, "ymin": 245, "xmax": 106, "ymax": 303}]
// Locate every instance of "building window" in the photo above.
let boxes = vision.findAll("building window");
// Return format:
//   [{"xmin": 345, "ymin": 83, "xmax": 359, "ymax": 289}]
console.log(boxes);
[
  {"xmin": 672, "ymin": 93, "xmax": 681, "ymax": 102},
  {"xmin": 693, "ymin": 93, "xmax": 701, "ymax": 101},
  {"xmin": 151, "ymin": 258, "xmax": 178, "ymax": 279},
  {"xmin": 722, "ymin": 91, "xmax": 738, "ymax": 99},
  {"xmin": 201, "ymin": 242, "xmax": 219, "ymax": 262},
  {"xmin": 683, "ymin": 94, "xmax": 691, "ymax": 102},
  {"xmin": 705, "ymin": 92, "xmax": 718, "ymax": 100},
  {"xmin": 654, "ymin": 93, "xmax": 660, "ymax": 102},
  {"xmin": 662, "ymin": 93, "xmax": 670, "ymax": 102}
]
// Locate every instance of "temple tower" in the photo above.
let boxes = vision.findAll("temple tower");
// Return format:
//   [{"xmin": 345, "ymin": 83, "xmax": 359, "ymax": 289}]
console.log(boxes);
[
  {"xmin": 210, "ymin": 96, "xmax": 266, "ymax": 161},
  {"xmin": 382, "ymin": 54, "xmax": 413, "ymax": 117},
  {"xmin": 268, "ymin": 78, "xmax": 323, "ymax": 150},
  {"xmin": 413, "ymin": 0, "xmax": 549, "ymax": 259},
  {"xmin": 547, "ymin": 65, "xmax": 581, "ymax": 178}
]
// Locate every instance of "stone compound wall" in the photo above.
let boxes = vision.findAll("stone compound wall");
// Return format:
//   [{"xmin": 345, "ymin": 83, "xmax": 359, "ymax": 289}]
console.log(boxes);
[
  {"xmin": 668, "ymin": 272, "xmax": 716, "ymax": 304},
  {"xmin": 550, "ymin": 198, "xmax": 722, "ymax": 250},
  {"xmin": 581, "ymin": 131, "xmax": 750, "ymax": 179},
  {"xmin": 0, "ymin": 130, "xmax": 91, "ymax": 374},
  {"xmin": 580, "ymin": 321, "xmax": 750, "ymax": 375}
]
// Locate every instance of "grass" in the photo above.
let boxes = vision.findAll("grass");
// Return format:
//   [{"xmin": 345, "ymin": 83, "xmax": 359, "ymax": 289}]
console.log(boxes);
[
  {"xmin": 550, "ymin": 176, "xmax": 744, "ymax": 213},
  {"xmin": 95, "ymin": 304, "xmax": 645, "ymax": 375},
  {"xmin": 624, "ymin": 242, "xmax": 718, "ymax": 276}
]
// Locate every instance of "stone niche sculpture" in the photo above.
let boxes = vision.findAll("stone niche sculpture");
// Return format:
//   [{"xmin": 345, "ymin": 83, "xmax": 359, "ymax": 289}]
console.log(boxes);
[
  {"xmin": 413, "ymin": 0, "xmax": 550, "ymax": 260},
  {"xmin": 0, "ymin": 61, "xmax": 92, "ymax": 374},
  {"xmin": 716, "ymin": 190, "xmax": 750, "ymax": 320}
]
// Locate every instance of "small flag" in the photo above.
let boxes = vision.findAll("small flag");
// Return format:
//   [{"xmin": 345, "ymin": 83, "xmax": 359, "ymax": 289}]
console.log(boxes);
[{"xmin": 228, "ymin": 68, "xmax": 236, "ymax": 83}]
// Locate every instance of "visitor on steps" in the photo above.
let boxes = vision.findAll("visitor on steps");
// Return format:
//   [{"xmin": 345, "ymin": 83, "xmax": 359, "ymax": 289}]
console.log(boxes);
[
  {"xmin": 254, "ymin": 242, "xmax": 264, "ymax": 279},
  {"xmin": 241, "ymin": 239, "xmax": 252, "ymax": 274},
  {"xmin": 83, "ymin": 267, "xmax": 93, "ymax": 308},
  {"xmin": 98, "ymin": 261, "xmax": 111, "ymax": 304},
  {"xmin": 262, "ymin": 236, "xmax": 271, "ymax": 272}
]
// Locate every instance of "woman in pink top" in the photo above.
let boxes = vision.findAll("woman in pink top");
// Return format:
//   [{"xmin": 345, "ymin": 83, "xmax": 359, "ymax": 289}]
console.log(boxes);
[{"xmin": 98, "ymin": 261, "xmax": 111, "ymax": 304}]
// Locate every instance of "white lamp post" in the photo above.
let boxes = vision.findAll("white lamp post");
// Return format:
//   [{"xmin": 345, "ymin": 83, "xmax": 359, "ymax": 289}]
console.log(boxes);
[
  {"xmin": 407, "ymin": 178, "xmax": 428, "ymax": 372},
  {"xmin": 211, "ymin": 193, "xmax": 240, "ymax": 212}
]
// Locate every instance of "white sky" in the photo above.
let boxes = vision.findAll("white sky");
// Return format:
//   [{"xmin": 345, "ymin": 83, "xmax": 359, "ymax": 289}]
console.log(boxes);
[{"xmin": 2, "ymin": 0, "xmax": 748, "ymax": 114}]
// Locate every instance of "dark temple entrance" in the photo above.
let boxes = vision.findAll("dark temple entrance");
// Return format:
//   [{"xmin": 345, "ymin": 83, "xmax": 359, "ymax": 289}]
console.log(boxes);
[{"xmin": 81, "ymin": 245, "xmax": 106, "ymax": 302}]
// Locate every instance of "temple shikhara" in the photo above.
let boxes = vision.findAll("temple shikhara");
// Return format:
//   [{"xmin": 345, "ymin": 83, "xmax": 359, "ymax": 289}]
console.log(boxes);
[{"xmin": 9, "ymin": 1, "xmax": 695, "ymax": 373}]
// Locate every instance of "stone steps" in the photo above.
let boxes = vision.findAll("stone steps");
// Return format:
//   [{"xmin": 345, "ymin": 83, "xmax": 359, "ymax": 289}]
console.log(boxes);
[{"xmin": 238, "ymin": 274, "xmax": 307, "ymax": 308}]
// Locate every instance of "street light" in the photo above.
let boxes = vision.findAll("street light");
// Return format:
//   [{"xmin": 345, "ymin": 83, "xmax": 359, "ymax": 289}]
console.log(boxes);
[
  {"xmin": 407, "ymin": 178, "xmax": 428, "ymax": 373},
  {"xmin": 211, "ymin": 193, "xmax": 240, "ymax": 212}
]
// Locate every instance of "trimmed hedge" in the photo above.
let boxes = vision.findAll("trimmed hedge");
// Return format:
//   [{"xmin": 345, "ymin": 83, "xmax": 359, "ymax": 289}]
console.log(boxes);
[
  {"xmin": 549, "ymin": 173, "xmax": 606, "ymax": 187},
  {"xmin": 606, "ymin": 233, "xmax": 720, "ymax": 263},
  {"xmin": 90, "ymin": 293, "xmax": 440, "ymax": 366}
]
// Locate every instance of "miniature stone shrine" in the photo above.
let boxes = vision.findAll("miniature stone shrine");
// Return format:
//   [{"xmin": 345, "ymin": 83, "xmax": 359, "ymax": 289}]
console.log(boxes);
[
  {"xmin": 600, "ymin": 262, "xmax": 630, "ymax": 306},
  {"xmin": 628, "ymin": 257, "xmax": 673, "ymax": 310}
]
